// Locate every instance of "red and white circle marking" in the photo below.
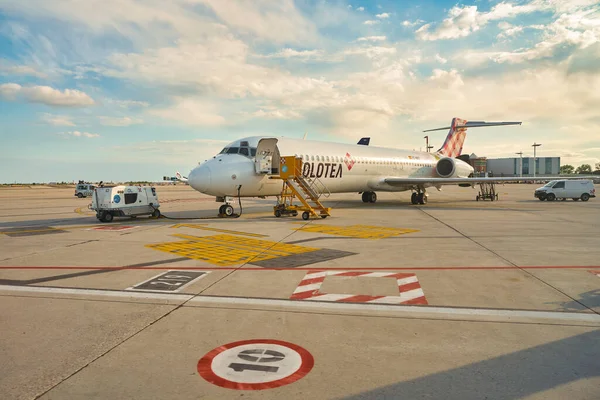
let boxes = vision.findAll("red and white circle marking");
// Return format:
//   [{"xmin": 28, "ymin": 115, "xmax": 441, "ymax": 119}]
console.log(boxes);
[{"xmin": 197, "ymin": 339, "xmax": 314, "ymax": 390}]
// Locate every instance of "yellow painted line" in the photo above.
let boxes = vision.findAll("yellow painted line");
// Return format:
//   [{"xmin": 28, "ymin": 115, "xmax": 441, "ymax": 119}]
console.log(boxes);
[
  {"xmin": 0, "ymin": 228, "xmax": 60, "ymax": 234},
  {"xmin": 75, "ymin": 206, "xmax": 94, "ymax": 215},
  {"xmin": 170, "ymin": 223, "xmax": 267, "ymax": 237},
  {"xmin": 294, "ymin": 224, "xmax": 419, "ymax": 239},
  {"xmin": 146, "ymin": 234, "xmax": 318, "ymax": 266}
]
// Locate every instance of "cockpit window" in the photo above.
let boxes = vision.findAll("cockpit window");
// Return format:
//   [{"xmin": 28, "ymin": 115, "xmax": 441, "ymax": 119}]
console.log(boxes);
[{"xmin": 218, "ymin": 145, "xmax": 257, "ymax": 158}]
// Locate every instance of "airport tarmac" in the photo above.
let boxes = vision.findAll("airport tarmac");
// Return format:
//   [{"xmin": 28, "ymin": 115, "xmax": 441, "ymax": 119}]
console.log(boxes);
[{"xmin": 0, "ymin": 184, "xmax": 599, "ymax": 399}]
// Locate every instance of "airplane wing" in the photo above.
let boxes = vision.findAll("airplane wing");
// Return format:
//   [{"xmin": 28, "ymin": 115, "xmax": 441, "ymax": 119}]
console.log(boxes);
[{"xmin": 384, "ymin": 176, "xmax": 596, "ymax": 186}]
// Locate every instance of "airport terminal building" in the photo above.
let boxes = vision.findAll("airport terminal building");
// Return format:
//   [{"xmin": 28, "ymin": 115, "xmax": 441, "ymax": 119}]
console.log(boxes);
[{"xmin": 468, "ymin": 155, "xmax": 560, "ymax": 177}]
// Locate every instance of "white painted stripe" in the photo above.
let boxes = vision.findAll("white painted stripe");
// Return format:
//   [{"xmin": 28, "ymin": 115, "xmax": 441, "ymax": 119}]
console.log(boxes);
[
  {"xmin": 1, "ymin": 285, "xmax": 598, "ymax": 324},
  {"xmin": 398, "ymin": 288, "xmax": 426, "ymax": 301},
  {"xmin": 188, "ymin": 296, "xmax": 600, "ymax": 324},
  {"xmin": 292, "ymin": 283, "xmax": 323, "ymax": 294},
  {"xmin": 302, "ymin": 271, "xmax": 329, "ymax": 280},
  {"xmin": 360, "ymin": 272, "xmax": 393, "ymax": 278},
  {"xmin": 396, "ymin": 276, "xmax": 419, "ymax": 286},
  {"xmin": 370, "ymin": 293, "xmax": 425, "ymax": 304},
  {"xmin": 306, "ymin": 294, "xmax": 351, "ymax": 302},
  {"xmin": 366, "ymin": 296, "xmax": 421, "ymax": 304},
  {"xmin": 0, "ymin": 285, "xmax": 193, "ymax": 302}
]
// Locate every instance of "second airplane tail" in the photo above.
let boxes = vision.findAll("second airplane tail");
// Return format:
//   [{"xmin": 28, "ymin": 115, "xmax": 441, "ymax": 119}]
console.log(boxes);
[{"xmin": 424, "ymin": 118, "xmax": 522, "ymax": 158}]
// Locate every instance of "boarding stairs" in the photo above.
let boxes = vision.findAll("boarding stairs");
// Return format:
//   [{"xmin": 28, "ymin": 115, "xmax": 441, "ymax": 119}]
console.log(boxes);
[{"xmin": 276, "ymin": 156, "xmax": 331, "ymax": 219}]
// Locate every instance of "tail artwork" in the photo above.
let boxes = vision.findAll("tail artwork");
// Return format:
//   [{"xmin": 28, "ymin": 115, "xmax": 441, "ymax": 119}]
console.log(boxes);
[
  {"xmin": 175, "ymin": 171, "xmax": 188, "ymax": 183},
  {"xmin": 435, "ymin": 117, "xmax": 468, "ymax": 158},
  {"xmin": 424, "ymin": 118, "xmax": 522, "ymax": 158}
]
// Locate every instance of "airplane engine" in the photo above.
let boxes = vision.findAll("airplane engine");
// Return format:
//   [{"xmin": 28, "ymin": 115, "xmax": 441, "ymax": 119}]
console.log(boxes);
[{"xmin": 436, "ymin": 157, "xmax": 473, "ymax": 178}]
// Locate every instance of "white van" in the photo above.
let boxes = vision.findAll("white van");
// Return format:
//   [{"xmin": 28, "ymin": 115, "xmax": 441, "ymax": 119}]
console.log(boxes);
[
  {"xmin": 74, "ymin": 183, "xmax": 95, "ymax": 198},
  {"xmin": 534, "ymin": 180, "xmax": 596, "ymax": 202}
]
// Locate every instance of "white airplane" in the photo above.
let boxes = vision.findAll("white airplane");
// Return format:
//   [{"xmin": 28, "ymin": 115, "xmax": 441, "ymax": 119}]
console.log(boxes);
[{"xmin": 184, "ymin": 117, "xmax": 567, "ymax": 215}]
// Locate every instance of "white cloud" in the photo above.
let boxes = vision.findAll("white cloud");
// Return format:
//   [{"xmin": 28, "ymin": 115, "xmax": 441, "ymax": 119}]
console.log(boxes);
[
  {"xmin": 99, "ymin": 116, "xmax": 143, "ymax": 126},
  {"xmin": 428, "ymin": 69, "xmax": 464, "ymax": 88},
  {"xmin": 357, "ymin": 7, "xmax": 364, "ymax": 12},
  {"xmin": 497, "ymin": 21, "xmax": 524, "ymax": 39},
  {"xmin": 252, "ymin": 109, "xmax": 302, "ymax": 119},
  {"xmin": 149, "ymin": 98, "xmax": 227, "ymax": 126},
  {"xmin": 61, "ymin": 131, "xmax": 99, "ymax": 138},
  {"xmin": 104, "ymin": 99, "xmax": 150, "ymax": 108},
  {"xmin": 262, "ymin": 48, "xmax": 324, "ymax": 60},
  {"xmin": 435, "ymin": 54, "xmax": 448, "ymax": 64},
  {"xmin": 465, "ymin": 10, "xmax": 600, "ymax": 65},
  {"xmin": 363, "ymin": 20, "xmax": 380, "ymax": 25},
  {"xmin": 0, "ymin": 63, "xmax": 47, "ymax": 78},
  {"xmin": 402, "ymin": 19, "xmax": 424, "ymax": 27},
  {"xmin": 0, "ymin": 83, "xmax": 94, "ymax": 107},
  {"xmin": 343, "ymin": 46, "xmax": 397, "ymax": 59},
  {"xmin": 376, "ymin": 13, "xmax": 390, "ymax": 19},
  {"xmin": 197, "ymin": 0, "xmax": 317, "ymax": 44},
  {"xmin": 41, "ymin": 113, "xmax": 75, "ymax": 126},
  {"xmin": 416, "ymin": 3, "xmax": 542, "ymax": 40},
  {"xmin": 357, "ymin": 36, "xmax": 386, "ymax": 42}
]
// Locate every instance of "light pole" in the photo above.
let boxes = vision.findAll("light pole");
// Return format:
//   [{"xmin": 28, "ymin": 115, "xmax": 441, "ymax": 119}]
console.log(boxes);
[
  {"xmin": 424, "ymin": 136, "xmax": 433, "ymax": 152},
  {"xmin": 515, "ymin": 152, "xmax": 523, "ymax": 178},
  {"xmin": 532, "ymin": 143, "xmax": 542, "ymax": 178}
]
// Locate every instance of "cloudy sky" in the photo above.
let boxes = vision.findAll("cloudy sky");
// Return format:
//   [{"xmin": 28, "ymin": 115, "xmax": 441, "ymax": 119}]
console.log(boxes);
[{"xmin": 1, "ymin": 0, "xmax": 599, "ymax": 183}]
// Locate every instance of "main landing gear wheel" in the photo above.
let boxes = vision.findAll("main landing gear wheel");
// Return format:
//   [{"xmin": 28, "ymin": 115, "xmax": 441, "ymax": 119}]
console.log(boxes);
[
  {"xmin": 302, "ymin": 211, "xmax": 310, "ymax": 220},
  {"xmin": 361, "ymin": 192, "xmax": 369, "ymax": 203},
  {"xmin": 411, "ymin": 193, "xmax": 419, "ymax": 205},
  {"xmin": 417, "ymin": 193, "xmax": 427, "ymax": 205}
]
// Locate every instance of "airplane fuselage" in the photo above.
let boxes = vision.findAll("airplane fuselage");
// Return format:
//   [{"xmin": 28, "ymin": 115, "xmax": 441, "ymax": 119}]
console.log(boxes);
[{"xmin": 187, "ymin": 136, "xmax": 474, "ymax": 198}]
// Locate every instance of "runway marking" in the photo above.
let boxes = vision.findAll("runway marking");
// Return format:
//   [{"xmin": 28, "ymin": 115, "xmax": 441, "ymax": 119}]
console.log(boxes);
[
  {"xmin": 127, "ymin": 270, "xmax": 209, "ymax": 292},
  {"xmin": 146, "ymin": 234, "xmax": 318, "ymax": 266},
  {"xmin": 1, "ymin": 265, "xmax": 599, "ymax": 271},
  {"xmin": 170, "ymin": 223, "xmax": 268, "ymax": 237},
  {"xmin": 293, "ymin": 224, "xmax": 419, "ymax": 239},
  {"xmin": 0, "ymin": 285, "xmax": 598, "ymax": 324},
  {"xmin": 74, "ymin": 206, "xmax": 94, "ymax": 215},
  {"xmin": 0, "ymin": 226, "xmax": 66, "ymax": 237},
  {"xmin": 290, "ymin": 271, "xmax": 427, "ymax": 305},
  {"xmin": 91, "ymin": 225, "xmax": 138, "ymax": 231}
]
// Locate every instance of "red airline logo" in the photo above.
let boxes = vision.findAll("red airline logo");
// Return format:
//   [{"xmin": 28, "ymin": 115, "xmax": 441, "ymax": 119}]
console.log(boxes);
[{"xmin": 344, "ymin": 153, "xmax": 355, "ymax": 170}]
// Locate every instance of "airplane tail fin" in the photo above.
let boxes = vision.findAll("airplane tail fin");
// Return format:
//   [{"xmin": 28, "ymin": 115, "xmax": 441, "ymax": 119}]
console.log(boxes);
[
  {"xmin": 357, "ymin": 137, "xmax": 370, "ymax": 146},
  {"xmin": 175, "ymin": 171, "xmax": 188, "ymax": 182},
  {"xmin": 424, "ymin": 118, "xmax": 522, "ymax": 158}
]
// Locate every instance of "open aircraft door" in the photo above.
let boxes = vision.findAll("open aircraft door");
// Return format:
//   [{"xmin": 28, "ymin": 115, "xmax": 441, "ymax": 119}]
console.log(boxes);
[{"xmin": 255, "ymin": 138, "xmax": 280, "ymax": 175}]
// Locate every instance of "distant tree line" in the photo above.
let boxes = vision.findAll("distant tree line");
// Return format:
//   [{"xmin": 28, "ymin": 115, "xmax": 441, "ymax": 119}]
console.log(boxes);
[{"xmin": 560, "ymin": 162, "xmax": 600, "ymax": 175}]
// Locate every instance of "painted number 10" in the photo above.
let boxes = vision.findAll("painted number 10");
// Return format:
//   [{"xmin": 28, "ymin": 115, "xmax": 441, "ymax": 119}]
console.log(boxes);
[{"xmin": 228, "ymin": 349, "xmax": 286, "ymax": 373}]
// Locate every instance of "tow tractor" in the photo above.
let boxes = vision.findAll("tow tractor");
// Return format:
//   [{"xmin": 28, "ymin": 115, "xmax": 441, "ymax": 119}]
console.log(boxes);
[{"xmin": 90, "ymin": 185, "xmax": 161, "ymax": 222}]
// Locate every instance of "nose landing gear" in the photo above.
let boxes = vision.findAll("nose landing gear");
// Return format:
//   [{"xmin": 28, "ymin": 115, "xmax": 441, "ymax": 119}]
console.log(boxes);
[{"xmin": 218, "ymin": 204, "xmax": 235, "ymax": 217}]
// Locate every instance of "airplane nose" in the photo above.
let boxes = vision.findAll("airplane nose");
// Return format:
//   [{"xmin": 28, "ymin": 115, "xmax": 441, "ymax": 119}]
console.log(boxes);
[{"xmin": 189, "ymin": 164, "xmax": 211, "ymax": 193}]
